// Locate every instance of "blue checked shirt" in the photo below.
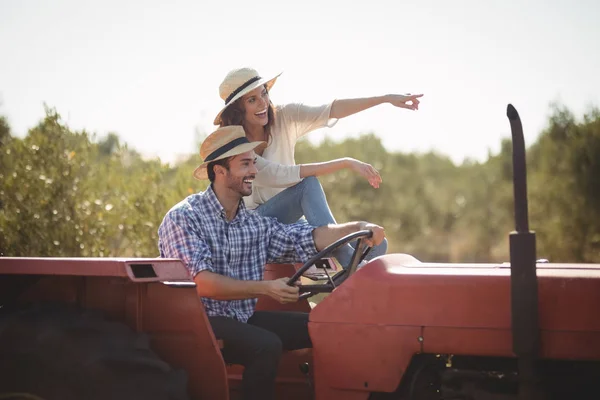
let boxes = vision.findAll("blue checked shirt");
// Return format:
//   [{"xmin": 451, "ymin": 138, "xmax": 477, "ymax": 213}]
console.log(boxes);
[{"xmin": 158, "ymin": 185, "xmax": 317, "ymax": 322}]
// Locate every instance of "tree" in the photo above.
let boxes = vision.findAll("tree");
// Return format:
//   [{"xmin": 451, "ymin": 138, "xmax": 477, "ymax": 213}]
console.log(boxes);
[
  {"xmin": 529, "ymin": 105, "xmax": 600, "ymax": 262},
  {"xmin": 1, "ymin": 103, "xmax": 597, "ymax": 263}
]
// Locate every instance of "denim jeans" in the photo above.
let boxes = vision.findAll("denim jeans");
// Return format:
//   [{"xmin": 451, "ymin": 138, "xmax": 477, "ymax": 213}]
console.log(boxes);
[{"xmin": 254, "ymin": 176, "xmax": 388, "ymax": 267}]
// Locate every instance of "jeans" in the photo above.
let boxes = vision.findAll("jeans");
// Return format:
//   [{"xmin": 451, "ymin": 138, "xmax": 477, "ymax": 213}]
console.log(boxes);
[
  {"xmin": 255, "ymin": 176, "xmax": 388, "ymax": 267},
  {"xmin": 209, "ymin": 311, "xmax": 311, "ymax": 400}
]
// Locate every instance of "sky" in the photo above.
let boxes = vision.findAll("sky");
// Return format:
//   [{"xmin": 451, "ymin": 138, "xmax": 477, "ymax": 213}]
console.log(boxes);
[{"xmin": 1, "ymin": 0, "xmax": 599, "ymax": 165}]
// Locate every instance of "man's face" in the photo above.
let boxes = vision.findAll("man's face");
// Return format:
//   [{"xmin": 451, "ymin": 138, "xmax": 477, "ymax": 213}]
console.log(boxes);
[{"xmin": 218, "ymin": 150, "xmax": 258, "ymax": 197}]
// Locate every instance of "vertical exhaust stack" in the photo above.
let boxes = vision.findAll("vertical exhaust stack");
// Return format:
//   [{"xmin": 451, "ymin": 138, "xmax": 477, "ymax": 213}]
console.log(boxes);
[{"xmin": 506, "ymin": 104, "xmax": 541, "ymax": 399}]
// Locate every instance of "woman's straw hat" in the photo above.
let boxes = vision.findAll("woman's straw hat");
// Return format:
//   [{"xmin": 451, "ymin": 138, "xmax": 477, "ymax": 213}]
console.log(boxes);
[
  {"xmin": 213, "ymin": 67, "xmax": 281, "ymax": 125},
  {"xmin": 193, "ymin": 125, "xmax": 265, "ymax": 180}
]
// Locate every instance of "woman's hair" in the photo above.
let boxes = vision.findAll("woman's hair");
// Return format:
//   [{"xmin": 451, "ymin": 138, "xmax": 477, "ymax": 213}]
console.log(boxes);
[{"xmin": 220, "ymin": 85, "xmax": 276, "ymax": 147}]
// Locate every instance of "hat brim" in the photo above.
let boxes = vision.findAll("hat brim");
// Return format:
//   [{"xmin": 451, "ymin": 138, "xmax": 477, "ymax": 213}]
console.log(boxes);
[
  {"xmin": 213, "ymin": 72, "xmax": 282, "ymax": 126},
  {"xmin": 193, "ymin": 141, "xmax": 266, "ymax": 181}
]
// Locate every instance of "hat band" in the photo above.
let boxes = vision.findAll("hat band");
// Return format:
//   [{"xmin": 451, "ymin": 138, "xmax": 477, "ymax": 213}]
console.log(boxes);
[
  {"xmin": 225, "ymin": 76, "xmax": 261, "ymax": 104},
  {"xmin": 204, "ymin": 136, "xmax": 250, "ymax": 162}
]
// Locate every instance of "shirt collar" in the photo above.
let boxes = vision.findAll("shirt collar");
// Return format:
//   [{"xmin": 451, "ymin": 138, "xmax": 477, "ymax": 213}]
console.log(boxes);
[{"xmin": 204, "ymin": 184, "xmax": 248, "ymax": 223}]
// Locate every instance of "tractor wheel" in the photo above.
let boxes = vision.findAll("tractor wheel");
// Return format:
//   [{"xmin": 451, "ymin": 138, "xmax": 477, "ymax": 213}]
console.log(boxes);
[
  {"xmin": 369, "ymin": 354, "xmax": 444, "ymax": 400},
  {"xmin": 0, "ymin": 303, "xmax": 189, "ymax": 400}
]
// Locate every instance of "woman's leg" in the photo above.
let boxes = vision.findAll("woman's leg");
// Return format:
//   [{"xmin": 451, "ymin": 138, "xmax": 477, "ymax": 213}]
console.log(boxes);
[
  {"xmin": 255, "ymin": 177, "xmax": 386, "ymax": 267},
  {"xmin": 295, "ymin": 177, "xmax": 388, "ymax": 264},
  {"xmin": 253, "ymin": 180, "xmax": 315, "ymax": 225}
]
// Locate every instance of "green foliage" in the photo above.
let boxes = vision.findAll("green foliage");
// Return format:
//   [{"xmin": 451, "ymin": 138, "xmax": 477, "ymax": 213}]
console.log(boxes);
[
  {"xmin": 0, "ymin": 108, "xmax": 196, "ymax": 257},
  {"xmin": 296, "ymin": 135, "xmax": 513, "ymax": 262},
  {"xmin": 1, "ymin": 104, "xmax": 598, "ymax": 263},
  {"xmin": 528, "ymin": 105, "xmax": 600, "ymax": 262},
  {"xmin": 1, "ymin": 109, "xmax": 93, "ymax": 256}
]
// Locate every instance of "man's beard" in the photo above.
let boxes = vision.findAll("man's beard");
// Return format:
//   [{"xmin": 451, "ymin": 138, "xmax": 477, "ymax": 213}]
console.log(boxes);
[{"xmin": 227, "ymin": 175, "xmax": 254, "ymax": 197}]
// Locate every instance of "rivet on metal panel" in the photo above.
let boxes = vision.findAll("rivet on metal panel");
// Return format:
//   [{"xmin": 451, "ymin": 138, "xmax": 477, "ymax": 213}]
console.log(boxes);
[{"xmin": 417, "ymin": 336, "xmax": 424, "ymax": 343}]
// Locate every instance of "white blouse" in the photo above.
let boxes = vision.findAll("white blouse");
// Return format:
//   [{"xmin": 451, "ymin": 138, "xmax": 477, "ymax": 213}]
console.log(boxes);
[{"xmin": 244, "ymin": 102, "xmax": 337, "ymax": 210}]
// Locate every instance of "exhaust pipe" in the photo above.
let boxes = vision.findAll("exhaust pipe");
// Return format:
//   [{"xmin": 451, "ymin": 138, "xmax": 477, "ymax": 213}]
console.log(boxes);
[{"xmin": 506, "ymin": 104, "xmax": 542, "ymax": 399}]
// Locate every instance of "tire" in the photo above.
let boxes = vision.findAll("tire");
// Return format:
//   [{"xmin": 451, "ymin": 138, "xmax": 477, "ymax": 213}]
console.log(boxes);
[{"xmin": 0, "ymin": 303, "xmax": 189, "ymax": 400}]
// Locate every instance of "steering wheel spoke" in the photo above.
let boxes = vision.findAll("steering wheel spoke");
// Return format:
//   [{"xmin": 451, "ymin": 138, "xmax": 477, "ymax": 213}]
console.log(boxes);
[{"xmin": 287, "ymin": 230, "xmax": 373, "ymax": 300}]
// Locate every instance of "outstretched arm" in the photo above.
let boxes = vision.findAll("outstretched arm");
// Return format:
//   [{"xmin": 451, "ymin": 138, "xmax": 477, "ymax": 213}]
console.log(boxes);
[
  {"xmin": 300, "ymin": 158, "xmax": 382, "ymax": 188},
  {"xmin": 312, "ymin": 221, "xmax": 386, "ymax": 250},
  {"xmin": 330, "ymin": 94, "xmax": 423, "ymax": 119},
  {"xmin": 254, "ymin": 155, "xmax": 382, "ymax": 189}
]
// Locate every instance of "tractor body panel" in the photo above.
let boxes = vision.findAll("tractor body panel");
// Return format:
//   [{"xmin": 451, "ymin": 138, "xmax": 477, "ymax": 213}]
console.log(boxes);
[
  {"xmin": 309, "ymin": 254, "xmax": 600, "ymax": 399},
  {"xmin": 0, "ymin": 258, "xmax": 313, "ymax": 400}
]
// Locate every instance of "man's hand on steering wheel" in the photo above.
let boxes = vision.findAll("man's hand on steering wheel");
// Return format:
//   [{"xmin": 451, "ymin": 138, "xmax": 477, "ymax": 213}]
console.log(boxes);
[
  {"xmin": 264, "ymin": 277, "xmax": 301, "ymax": 304},
  {"xmin": 284, "ymin": 225, "xmax": 386, "ymax": 300},
  {"xmin": 359, "ymin": 222, "xmax": 385, "ymax": 248}
]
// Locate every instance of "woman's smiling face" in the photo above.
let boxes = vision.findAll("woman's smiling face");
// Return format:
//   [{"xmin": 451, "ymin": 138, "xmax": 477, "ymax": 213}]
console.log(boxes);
[{"xmin": 241, "ymin": 85, "xmax": 270, "ymax": 127}]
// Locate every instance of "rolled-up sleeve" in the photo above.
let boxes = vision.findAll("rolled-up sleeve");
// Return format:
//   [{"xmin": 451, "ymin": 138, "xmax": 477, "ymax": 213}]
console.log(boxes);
[
  {"xmin": 266, "ymin": 219, "xmax": 317, "ymax": 263},
  {"xmin": 253, "ymin": 156, "xmax": 302, "ymax": 188},
  {"xmin": 280, "ymin": 103, "xmax": 338, "ymax": 140},
  {"xmin": 158, "ymin": 211, "xmax": 213, "ymax": 277}
]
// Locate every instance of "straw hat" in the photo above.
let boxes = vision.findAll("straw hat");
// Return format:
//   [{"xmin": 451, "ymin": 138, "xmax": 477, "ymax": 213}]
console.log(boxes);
[
  {"xmin": 193, "ymin": 125, "xmax": 265, "ymax": 180},
  {"xmin": 213, "ymin": 67, "xmax": 281, "ymax": 125}
]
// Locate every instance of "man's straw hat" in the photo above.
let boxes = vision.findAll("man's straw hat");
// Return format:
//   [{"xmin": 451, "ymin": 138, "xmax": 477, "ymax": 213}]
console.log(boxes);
[
  {"xmin": 213, "ymin": 67, "xmax": 281, "ymax": 125},
  {"xmin": 193, "ymin": 125, "xmax": 265, "ymax": 180}
]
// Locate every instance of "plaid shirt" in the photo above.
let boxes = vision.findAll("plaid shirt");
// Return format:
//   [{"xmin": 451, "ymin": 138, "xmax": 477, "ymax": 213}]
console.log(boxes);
[{"xmin": 158, "ymin": 185, "xmax": 317, "ymax": 322}]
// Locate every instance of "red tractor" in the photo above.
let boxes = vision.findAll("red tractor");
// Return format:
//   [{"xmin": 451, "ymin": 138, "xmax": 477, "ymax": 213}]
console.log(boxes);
[{"xmin": 1, "ymin": 105, "xmax": 599, "ymax": 399}]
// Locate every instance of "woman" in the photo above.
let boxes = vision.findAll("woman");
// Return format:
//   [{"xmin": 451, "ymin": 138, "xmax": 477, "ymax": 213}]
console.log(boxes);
[{"xmin": 215, "ymin": 67, "xmax": 423, "ymax": 267}]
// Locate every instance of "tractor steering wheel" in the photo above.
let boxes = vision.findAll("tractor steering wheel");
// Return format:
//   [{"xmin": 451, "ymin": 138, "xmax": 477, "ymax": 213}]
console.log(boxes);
[{"xmin": 286, "ymin": 230, "xmax": 373, "ymax": 300}]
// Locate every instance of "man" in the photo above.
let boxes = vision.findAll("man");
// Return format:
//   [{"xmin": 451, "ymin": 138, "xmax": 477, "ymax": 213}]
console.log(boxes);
[{"xmin": 158, "ymin": 125, "xmax": 385, "ymax": 400}]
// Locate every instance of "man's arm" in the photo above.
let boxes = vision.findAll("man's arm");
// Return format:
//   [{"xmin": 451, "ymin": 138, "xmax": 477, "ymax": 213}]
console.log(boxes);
[
  {"xmin": 312, "ymin": 221, "xmax": 386, "ymax": 251},
  {"xmin": 195, "ymin": 271, "xmax": 300, "ymax": 304},
  {"xmin": 329, "ymin": 94, "xmax": 423, "ymax": 119},
  {"xmin": 267, "ymin": 219, "xmax": 385, "ymax": 265},
  {"xmin": 159, "ymin": 210, "xmax": 300, "ymax": 304}
]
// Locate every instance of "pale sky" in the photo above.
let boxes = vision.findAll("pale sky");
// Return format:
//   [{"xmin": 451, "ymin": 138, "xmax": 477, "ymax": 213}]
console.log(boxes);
[{"xmin": 1, "ymin": 0, "xmax": 599, "ymax": 164}]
